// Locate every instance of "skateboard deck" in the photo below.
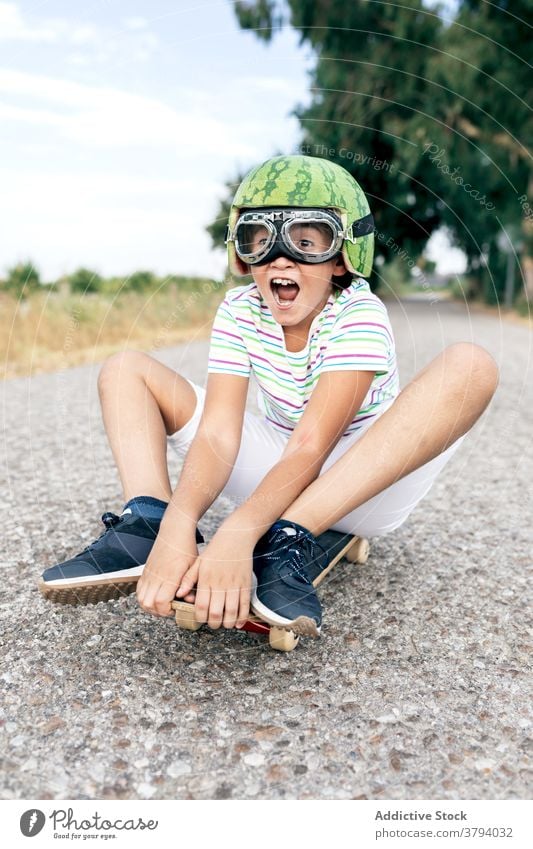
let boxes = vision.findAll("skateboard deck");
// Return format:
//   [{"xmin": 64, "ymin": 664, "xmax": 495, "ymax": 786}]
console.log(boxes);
[{"xmin": 171, "ymin": 529, "xmax": 369, "ymax": 652}]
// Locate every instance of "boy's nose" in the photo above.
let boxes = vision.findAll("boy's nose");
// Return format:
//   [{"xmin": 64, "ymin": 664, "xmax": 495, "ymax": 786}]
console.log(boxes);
[{"xmin": 269, "ymin": 253, "xmax": 296, "ymax": 269}]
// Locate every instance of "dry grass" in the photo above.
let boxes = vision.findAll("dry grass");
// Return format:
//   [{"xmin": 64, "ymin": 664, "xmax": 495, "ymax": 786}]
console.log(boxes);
[{"xmin": 1, "ymin": 281, "xmax": 225, "ymax": 380}]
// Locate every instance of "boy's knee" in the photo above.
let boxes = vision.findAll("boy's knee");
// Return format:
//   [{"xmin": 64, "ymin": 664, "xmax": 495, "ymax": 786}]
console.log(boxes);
[
  {"xmin": 97, "ymin": 349, "xmax": 151, "ymax": 390},
  {"xmin": 445, "ymin": 342, "xmax": 499, "ymax": 393}
]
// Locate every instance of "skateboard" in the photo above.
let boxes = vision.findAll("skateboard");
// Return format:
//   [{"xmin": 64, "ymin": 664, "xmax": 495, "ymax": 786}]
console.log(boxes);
[{"xmin": 171, "ymin": 530, "xmax": 370, "ymax": 652}]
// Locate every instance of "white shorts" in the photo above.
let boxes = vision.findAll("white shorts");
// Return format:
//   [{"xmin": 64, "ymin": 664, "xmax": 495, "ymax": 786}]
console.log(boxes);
[{"xmin": 167, "ymin": 381, "xmax": 465, "ymax": 538}]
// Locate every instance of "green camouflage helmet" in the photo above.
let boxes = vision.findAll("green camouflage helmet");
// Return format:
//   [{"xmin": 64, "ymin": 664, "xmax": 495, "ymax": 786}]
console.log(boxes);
[{"xmin": 227, "ymin": 154, "xmax": 374, "ymax": 278}]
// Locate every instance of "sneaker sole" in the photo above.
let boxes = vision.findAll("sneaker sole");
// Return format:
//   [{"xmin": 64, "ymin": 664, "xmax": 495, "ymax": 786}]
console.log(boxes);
[
  {"xmin": 250, "ymin": 592, "xmax": 321, "ymax": 638},
  {"xmin": 38, "ymin": 567, "xmax": 143, "ymax": 605}
]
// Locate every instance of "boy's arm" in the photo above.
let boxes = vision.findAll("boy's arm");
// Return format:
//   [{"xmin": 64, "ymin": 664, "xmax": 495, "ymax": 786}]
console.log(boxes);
[
  {"xmin": 164, "ymin": 372, "xmax": 249, "ymax": 530},
  {"xmin": 136, "ymin": 373, "xmax": 248, "ymax": 617},
  {"xmin": 191, "ymin": 371, "xmax": 375, "ymax": 628},
  {"xmin": 191, "ymin": 369, "xmax": 375, "ymax": 630},
  {"xmin": 218, "ymin": 368, "xmax": 375, "ymax": 541}
]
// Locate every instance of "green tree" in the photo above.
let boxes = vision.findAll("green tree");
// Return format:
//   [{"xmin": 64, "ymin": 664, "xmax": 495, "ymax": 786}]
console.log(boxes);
[
  {"xmin": 67, "ymin": 267, "xmax": 103, "ymax": 294},
  {"xmin": 420, "ymin": 0, "xmax": 532, "ymax": 303},
  {"xmin": 206, "ymin": 172, "xmax": 249, "ymax": 251},
  {"xmin": 209, "ymin": 1, "xmax": 531, "ymax": 303},
  {"xmin": 124, "ymin": 270, "xmax": 158, "ymax": 292},
  {"xmin": 216, "ymin": 0, "xmax": 446, "ymax": 285},
  {"xmin": 2, "ymin": 261, "xmax": 41, "ymax": 299}
]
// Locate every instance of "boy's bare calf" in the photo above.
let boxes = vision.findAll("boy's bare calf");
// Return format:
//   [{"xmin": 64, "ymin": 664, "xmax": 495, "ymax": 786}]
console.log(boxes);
[
  {"xmin": 97, "ymin": 351, "xmax": 197, "ymax": 503},
  {"xmin": 283, "ymin": 342, "xmax": 499, "ymax": 535}
]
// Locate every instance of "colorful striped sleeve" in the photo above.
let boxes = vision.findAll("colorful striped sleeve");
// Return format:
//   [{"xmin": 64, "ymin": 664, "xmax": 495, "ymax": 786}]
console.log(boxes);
[
  {"xmin": 321, "ymin": 296, "xmax": 393, "ymax": 375},
  {"xmin": 207, "ymin": 298, "xmax": 251, "ymax": 378}
]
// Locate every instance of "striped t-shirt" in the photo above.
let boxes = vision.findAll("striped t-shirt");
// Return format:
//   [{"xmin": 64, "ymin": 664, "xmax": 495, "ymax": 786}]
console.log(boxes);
[{"xmin": 207, "ymin": 278, "xmax": 399, "ymax": 438}]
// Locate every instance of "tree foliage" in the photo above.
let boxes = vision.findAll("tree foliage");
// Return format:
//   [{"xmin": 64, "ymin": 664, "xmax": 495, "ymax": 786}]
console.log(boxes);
[
  {"xmin": 124, "ymin": 270, "xmax": 158, "ymax": 292},
  {"xmin": 206, "ymin": 172, "xmax": 249, "ymax": 250},
  {"xmin": 208, "ymin": 0, "xmax": 532, "ymax": 302},
  {"xmin": 232, "ymin": 0, "xmax": 445, "ymax": 277},
  {"xmin": 2, "ymin": 262, "xmax": 41, "ymax": 299},
  {"xmin": 421, "ymin": 0, "xmax": 533, "ymax": 302},
  {"xmin": 67, "ymin": 267, "xmax": 103, "ymax": 294}
]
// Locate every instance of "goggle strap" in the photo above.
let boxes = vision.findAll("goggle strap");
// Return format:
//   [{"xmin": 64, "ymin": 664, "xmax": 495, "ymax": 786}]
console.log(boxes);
[{"xmin": 350, "ymin": 213, "xmax": 374, "ymax": 240}]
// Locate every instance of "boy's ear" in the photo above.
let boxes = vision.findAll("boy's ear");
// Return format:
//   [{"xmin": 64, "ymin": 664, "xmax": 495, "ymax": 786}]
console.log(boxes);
[
  {"xmin": 235, "ymin": 258, "xmax": 252, "ymax": 276},
  {"xmin": 331, "ymin": 255, "xmax": 348, "ymax": 277}
]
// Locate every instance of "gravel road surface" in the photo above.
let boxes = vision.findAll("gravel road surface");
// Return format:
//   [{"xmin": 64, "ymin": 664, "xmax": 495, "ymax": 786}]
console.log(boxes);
[{"xmin": 1, "ymin": 297, "xmax": 531, "ymax": 800}]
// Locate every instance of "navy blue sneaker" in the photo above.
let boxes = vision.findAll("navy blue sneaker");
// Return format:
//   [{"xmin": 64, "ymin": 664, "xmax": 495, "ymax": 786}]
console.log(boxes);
[
  {"xmin": 39, "ymin": 510, "xmax": 203, "ymax": 605},
  {"xmin": 251, "ymin": 520, "xmax": 354, "ymax": 637}
]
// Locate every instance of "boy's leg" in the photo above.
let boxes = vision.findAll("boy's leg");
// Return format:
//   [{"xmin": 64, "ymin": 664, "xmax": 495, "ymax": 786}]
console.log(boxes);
[
  {"xmin": 282, "ymin": 343, "xmax": 499, "ymax": 535},
  {"xmin": 39, "ymin": 350, "xmax": 202, "ymax": 604},
  {"xmin": 97, "ymin": 350, "xmax": 198, "ymax": 502}
]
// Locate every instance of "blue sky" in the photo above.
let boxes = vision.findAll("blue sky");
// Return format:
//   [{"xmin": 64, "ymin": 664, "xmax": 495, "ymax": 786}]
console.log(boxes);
[{"xmin": 0, "ymin": 0, "xmax": 464, "ymax": 281}]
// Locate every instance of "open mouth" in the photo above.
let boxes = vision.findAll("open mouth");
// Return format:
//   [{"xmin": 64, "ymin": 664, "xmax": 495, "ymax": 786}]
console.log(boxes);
[{"xmin": 270, "ymin": 277, "xmax": 300, "ymax": 307}]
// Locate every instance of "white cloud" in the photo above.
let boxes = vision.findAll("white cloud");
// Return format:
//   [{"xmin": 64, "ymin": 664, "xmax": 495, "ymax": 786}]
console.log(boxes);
[
  {"xmin": 0, "ymin": 168, "xmax": 226, "ymax": 279},
  {"xmin": 0, "ymin": 2, "xmax": 157, "ymax": 60},
  {"xmin": 0, "ymin": 3, "xmax": 308, "ymax": 280},
  {"xmin": 0, "ymin": 68, "xmax": 257, "ymax": 155},
  {"xmin": 124, "ymin": 17, "xmax": 148, "ymax": 31},
  {"xmin": 0, "ymin": 101, "xmax": 64, "ymax": 127},
  {"xmin": 0, "ymin": 169, "xmax": 222, "ymax": 204},
  {"xmin": 70, "ymin": 24, "xmax": 99, "ymax": 46},
  {"xmin": 244, "ymin": 77, "xmax": 297, "ymax": 95},
  {"xmin": 0, "ymin": 1, "xmax": 59, "ymax": 42}
]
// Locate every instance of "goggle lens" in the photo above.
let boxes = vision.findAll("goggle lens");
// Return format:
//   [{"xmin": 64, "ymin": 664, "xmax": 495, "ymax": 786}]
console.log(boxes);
[
  {"xmin": 284, "ymin": 221, "xmax": 337, "ymax": 256},
  {"xmin": 235, "ymin": 222, "xmax": 272, "ymax": 258},
  {"xmin": 232, "ymin": 209, "xmax": 342, "ymax": 265}
]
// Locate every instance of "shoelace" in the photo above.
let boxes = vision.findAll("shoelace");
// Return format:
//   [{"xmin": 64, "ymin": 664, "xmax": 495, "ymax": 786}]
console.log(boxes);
[
  {"xmin": 79, "ymin": 511, "xmax": 121, "ymax": 554},
  {"xmin": 285, "ymin": 545, "xmax": 311, "ymax": 584},
  {"xmin": 269, "ymin": 526, "xmax": 323, "ymax": 584}
]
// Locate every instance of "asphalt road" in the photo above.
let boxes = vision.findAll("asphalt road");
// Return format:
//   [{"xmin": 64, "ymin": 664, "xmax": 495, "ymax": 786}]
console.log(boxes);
[{"xmin": 1, "ymin": 296, "xmax": 531, "ymax": 800}]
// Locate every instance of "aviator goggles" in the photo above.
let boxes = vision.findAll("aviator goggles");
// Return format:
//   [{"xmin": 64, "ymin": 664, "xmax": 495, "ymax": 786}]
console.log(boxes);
[{"xmin": 225, "ymin": 208, "xmax": 374, "ymax": 267}]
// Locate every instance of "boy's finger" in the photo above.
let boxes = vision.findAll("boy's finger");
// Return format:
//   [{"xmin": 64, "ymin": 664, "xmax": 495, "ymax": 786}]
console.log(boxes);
[
  {"xmin": 176, "ymin": 562, "xmax": 199, "ymax": 598},
  {"xmin": 154, "ymin": 590, "xmax": 175, "ymax": 617},
  {"xmin": 207, "ymin": 587, "xmax": 225, "ymax": 630},
  {"xmin": 236, "ymin": 586, "xmax": 251, "ymax": 629},
  {"xmin": 136, "ymin": 577, "xmax": 158, "ymax": 613},
  {"xmin": 222, "ymin": 588, "xmax": 240, "ymax": 629},
  {"xmin": 144, "ymin": 571, "xmax": 175, "ymax": 616},
  {"xmin": 194, "ymin": 585, "xmax": 210, "ymax": 624}
]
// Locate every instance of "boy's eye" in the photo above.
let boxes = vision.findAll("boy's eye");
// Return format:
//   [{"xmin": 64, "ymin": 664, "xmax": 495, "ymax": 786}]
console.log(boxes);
[
  {"xmin": 289, "ymin": 223, "xmax": 333, "ymax": 253},
  {"xmin": 249, "ymin": 236, "xmax": 268, "ymax": 251},
  {"xmin": 239, "ymin": 224, "xmax": 270, "ymax": 253}
]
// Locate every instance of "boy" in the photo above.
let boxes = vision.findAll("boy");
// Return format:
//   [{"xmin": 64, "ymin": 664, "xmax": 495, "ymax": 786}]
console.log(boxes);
[{"xmin": 40, "ymin": 155, "xmax": 498, "ymax": 637}]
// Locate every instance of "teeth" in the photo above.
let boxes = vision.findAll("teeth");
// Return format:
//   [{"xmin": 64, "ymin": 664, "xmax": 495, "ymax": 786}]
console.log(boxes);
[{"xmin": 272, "ymin": 278, "xmax": 297, "ymax": 286}]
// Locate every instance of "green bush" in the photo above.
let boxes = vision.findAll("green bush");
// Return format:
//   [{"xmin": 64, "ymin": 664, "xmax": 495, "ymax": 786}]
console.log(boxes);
[
  {"xmin": 2, "ymin": 261, "xmax": 41, "ymax": 299},
  {"xmin": 67, "ymin": 268, "xmax": 103, "ymax": 294},
  {"xmin": 514, "ymin": 290, "xmax": 532, "ymax": 317},
  {"xmin": 378, "ymin": 259, "xmax": 414, "ymax": 298},
  {"xmin": 124, "ymin": 270, "xmax": 158, "ymax": 292}
]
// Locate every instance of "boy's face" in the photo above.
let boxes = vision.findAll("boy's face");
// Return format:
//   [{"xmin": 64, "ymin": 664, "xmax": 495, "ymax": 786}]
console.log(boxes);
[{"xmin": 249, "ymin": 246, "xmax": 347, "ymax": 332}]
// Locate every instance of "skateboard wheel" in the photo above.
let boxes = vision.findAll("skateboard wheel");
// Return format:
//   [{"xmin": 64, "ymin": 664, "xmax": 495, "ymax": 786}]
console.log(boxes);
[
  {"xmin": 346, "ymin": 537, "xmax": 370, "ymax": 564},
  {"xmin": 172, "ymin": 601, "xmax": 203, "ymax": 631},
  {"xmin": 269, "ymin": 627, "xmax": 299, "ymax": 652}
]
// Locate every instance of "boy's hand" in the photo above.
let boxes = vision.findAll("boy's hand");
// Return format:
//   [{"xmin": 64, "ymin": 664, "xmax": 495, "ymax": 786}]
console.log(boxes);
[
  {"xmin": 136, "ymin": 525, "xmax": 199, "ymax": 617},
  {"xmin": 184, "ymin": 531, "xmax": 255, "ymax": 630}
]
